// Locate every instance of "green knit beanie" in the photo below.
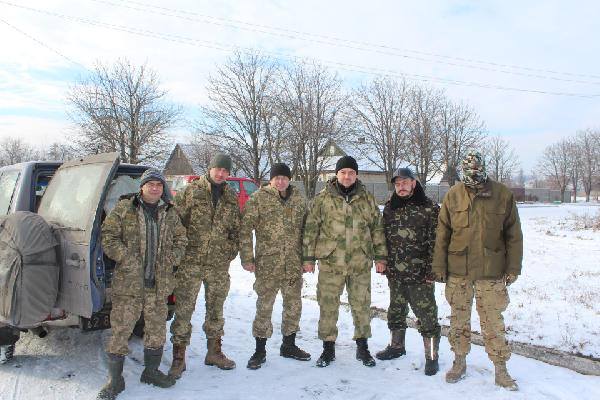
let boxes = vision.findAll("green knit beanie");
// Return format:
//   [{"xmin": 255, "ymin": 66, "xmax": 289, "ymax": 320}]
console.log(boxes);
[{"xmin": 209, "ymin": 152, "xmax": 232, "ymax": 172}]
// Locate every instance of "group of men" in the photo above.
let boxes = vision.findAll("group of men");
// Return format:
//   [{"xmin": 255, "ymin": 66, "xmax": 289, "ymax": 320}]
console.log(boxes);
[{"xmin": 97, "ymin": 150, "xmax": 523, "ymax": 400}]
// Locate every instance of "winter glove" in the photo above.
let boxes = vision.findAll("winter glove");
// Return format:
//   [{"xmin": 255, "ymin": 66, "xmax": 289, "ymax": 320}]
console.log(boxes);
[
  {"xmin": 504, "ymin": 273, "xmax": 518, "ymax": 286},
  {"xmin": 433, "ymin": 271, "xmax": 447, "ymax": 283}
]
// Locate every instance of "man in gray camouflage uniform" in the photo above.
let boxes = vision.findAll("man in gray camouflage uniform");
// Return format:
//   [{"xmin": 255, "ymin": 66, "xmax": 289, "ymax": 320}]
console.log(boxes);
[
  {"xmin": 98, "ymin": 169, "xmax": 188, "ymax": 400},
  {"xmin": 375, "ymin": 167, "xmax": 441, "ymax": 376},
  {"xmin": 303, "ymin": 156, "xmax": 387, "ymax": 368},
  {"xmin": 240, "ymin": 163, "xmax": 311, "ymax": 370},
  {"xmin": 169, "ymin": 153, "xmax": 240, "ymax": 377}
]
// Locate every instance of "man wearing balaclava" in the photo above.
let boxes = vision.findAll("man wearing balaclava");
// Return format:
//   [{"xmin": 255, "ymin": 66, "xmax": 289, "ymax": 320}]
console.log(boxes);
[{"xmin": 432, "ymin": 151, "xmax": 523, "ymax": 391}]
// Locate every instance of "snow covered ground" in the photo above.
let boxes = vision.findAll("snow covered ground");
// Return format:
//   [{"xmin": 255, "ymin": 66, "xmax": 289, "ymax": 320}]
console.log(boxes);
[{"xmin": 1, "ymin": 203, "xmax": 599, "ymax": 399}]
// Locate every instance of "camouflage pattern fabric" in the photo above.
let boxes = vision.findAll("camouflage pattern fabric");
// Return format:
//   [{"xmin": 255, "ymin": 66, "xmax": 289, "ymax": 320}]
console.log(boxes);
[
  {"xmin": 386, "ymin": 281, "xmax": 440, "ymax": 338},
  {"xmin": 303, "ymin": 178, "xmax": 387, "ymax": 271},
  {"xmin": 102, "ymin": 194, "xmax": 188, "ymax": 300},
  {"xmin": 169, "ymin": 176, "xmax": 240, "ymax": 345},
  {"xmin": 382, "ymin": 183, "xmax": 439, "ymax": 284},
  {"xmin": 253, "ymin": 275, "xmax": 302, "ymax": 338},
  {"xmin": 107, "ymin": 290, "xmax": 168, "ymax": 355},
  {"xmin": 240, "ymin": 184, "xmax": 306, "ymax": 338},
  {"xmin": 445, "ymin": 276, "xmax": 510, "ymax": 362},
  {"xmin": 317, "ymin": 270, "xmax": 371, "ymax": 341},
  {"xmin": 461, "ymin": 151, "xmax": 487, "ymax": 187}
]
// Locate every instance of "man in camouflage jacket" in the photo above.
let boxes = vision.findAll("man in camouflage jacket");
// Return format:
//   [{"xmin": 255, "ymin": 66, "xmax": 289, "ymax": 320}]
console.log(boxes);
[
  {"xmin": 240, "ymin": 163, "xmax": 311, "ymax": 370},
  {"xmin": 375, "ymin": 167, "xmax": 441, "ymax": 376},
  {"xmin": 303, "ymin": 156, "xmax": 387, "ymax": 368},
  {"xmin": 99, "ymin": 169, "xmax": 187, "ymax": 400},
  {"xmin": 168, "ymin": 153, "xmax": 240, "ymax": 377},
  {"xmin": 432, "ymin": 151, "xmax": 523, "ymax": 390}
]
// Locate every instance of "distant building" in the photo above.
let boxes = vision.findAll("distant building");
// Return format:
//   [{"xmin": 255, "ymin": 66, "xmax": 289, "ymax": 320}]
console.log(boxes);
[
  {"xmin": 163, "ymin": 143, "xmax": 198, "ymax": 176},
  {"xmin": 317, "ymin": 139, "xmax": 388, "ymax": 184}
]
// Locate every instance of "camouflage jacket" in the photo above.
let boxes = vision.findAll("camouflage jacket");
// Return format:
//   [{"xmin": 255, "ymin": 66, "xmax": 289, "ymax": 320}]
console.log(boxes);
[
  {"xmin": 383, "ymin": 182, "xmax": 439, "ymax": 284},
  {"xmin": 432, "ymin": 179, "xmax": 523, "ymax": 280},
  {"xmin": 240, "ymin": 184, "xmax": 306, "ymax": 279},
  {"xmin": 303, "ymin": 178, "xmax": 387, "ymax": 275},
  {"xmin": 102, "ymin": 194, "xmax": 188, "ymax": 299},
  {"xmin": 174, "ymin": 175, "xmax": 240, "ymax": 267}
]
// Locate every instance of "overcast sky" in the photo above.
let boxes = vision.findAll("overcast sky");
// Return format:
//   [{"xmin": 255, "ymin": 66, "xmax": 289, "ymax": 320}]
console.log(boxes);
[{"xmin": 1, "ymin": 0, "xmax": 600, "ymax": 172}]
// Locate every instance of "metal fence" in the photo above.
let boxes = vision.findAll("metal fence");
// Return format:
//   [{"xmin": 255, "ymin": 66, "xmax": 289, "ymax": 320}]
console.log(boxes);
[{"xmin": 290, "ymin": 181, "xmax": 569, "ymax": 204}]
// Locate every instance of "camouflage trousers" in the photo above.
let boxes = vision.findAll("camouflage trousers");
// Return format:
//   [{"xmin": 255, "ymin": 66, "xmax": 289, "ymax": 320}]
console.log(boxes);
[
  {"xmin": 252, "ymin": 273, "xmax": 303, "ymax": 338},
  {"xmin": 107, "ymin": 288, "xmax": 168, "ymax": 355},
  {"xmin": 170, "ymin": 261, "xmax": 231, "ymax": 346},
  {"xmin": 387, "ymin": 279, "xmax": 440, "ymax": 338},
  {"xmin": 445, "ymin": 276, "xmax": 511, "ymax": 362},
  {"xmin": 317, "ymin": 270, "xmax": 371, "ymax": 341}
]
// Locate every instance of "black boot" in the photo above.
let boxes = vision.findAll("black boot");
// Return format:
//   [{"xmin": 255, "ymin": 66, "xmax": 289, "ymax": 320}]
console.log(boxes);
[
  {"xmin": 247, "ymin": 337, "xmax": 267, "ymax": 370},
  {"xmin": 423, "ymin": 336, "xmax": 440, "ymax": 376},
  {"xmin": 97, "ymin": 353, "xmax": 125, "ymax": 400},
  {"xmin": 316, "ymin": 341, "xmax": 335, "ymax": 367},
  {"xmin": 140, "ymin": 347, "xmax": 176, "ymax": 388},
  {"xmin": 356, "ymin": 338, "xmax": 376, "ymax": 367},
  {"xmin": 376, "ymin": 329, "xmax": 406, "ymax": 360},
  {"xmin": 280, "ymin": 332, "xmax": 311, "ymax": 361}
]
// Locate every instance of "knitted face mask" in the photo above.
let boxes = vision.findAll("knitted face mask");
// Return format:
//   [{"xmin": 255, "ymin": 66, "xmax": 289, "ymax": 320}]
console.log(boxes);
[{"xmin": 461, "ymin": 152, "xmax": 487, "ymax": 187}]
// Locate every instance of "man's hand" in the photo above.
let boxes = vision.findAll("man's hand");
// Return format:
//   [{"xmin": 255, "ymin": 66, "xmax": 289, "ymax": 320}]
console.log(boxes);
[
  {"xmin": 433, "ymin": 271, "xmax": 446, "ymax": 283},
  {"xmin": 242, "ymin": 263, "xmax": 255, "ymax": 273},
  {"xmin": 504, "ymin": 273, "xmax": 518, "ymax": 286},
  {"xmin": 303, "ymin": 263, "xmax": 315, "ymax": 273},
  {"xmin": 375, "ymin": 262, "xmax": 386, "ymax": 274}
]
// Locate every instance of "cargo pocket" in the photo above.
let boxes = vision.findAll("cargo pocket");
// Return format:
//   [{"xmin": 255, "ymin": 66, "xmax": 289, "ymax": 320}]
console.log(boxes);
[
  {"xmin": 447, "ymin": 244, "xmax": 467, "ymax": 276},
  {"xmin": 484, "ymin": 207, "xmax": 505, "ymax": 231},
  {"xmin": 483, "ymin": 247, "xmax": 506, "ymax": 278}
]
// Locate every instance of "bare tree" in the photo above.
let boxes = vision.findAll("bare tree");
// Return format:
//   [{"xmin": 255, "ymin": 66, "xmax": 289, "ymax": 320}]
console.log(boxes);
[
  {"xmin": 0, "ymin": 137, "xmax": 39, "ymax": 166},
  {"xmin": 405, "ymin": 86, "xmax": 443, "ymax": 185},
  {"xmin": 200, "ymin": 51, "xmax": 278, "ymax": 181},
  {"xmin": 565, "ymin": 138, "xmax": 581, "ymax": 202},
  {"xmin": 484, "ymin": 135, "xmax": 520, "ymax": 184},
  {"xmin": 438, "ymin": 100, "xmax": 486, "ymax": 186},
  {"xmin": 43, "ymin": 142, "xmax": 76, "ymax": 161},
  {"xmin": 183, "ymin": 133, "xmax": 223, "ymax": 175},
  {"xmin": 538, "ymin": 140, "xmax": 571, "ymax": 201},
  {"xmin": 277, "ymin": 61, "xmax": 349, "ymax": 197},
  {"xmin": 68, "ymin": 59, "xmax": 180, "ymax": 164},
  {"xmin": 576, "ymin": 129, "xmax": 600, "ymax": 202},
  {"xmin": 350, "ymin": 77, "xmax": 411, "ymax": 189}
]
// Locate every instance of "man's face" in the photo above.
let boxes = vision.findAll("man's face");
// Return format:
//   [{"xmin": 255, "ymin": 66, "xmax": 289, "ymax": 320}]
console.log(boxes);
[
  {"xmin": 394, "ymin": 177, "xmax": 416, "ymax": 197},
  {"xmin": 141, "ymin": 180, "xmax": 163, "ymax": 204},
  {"xmin": 270, "ymin": 175, "xmax": 290, "ymax": 193},
  {"xmin": 336, "ymin": 168, "xmax": 357, "ymax": 188},
  {"xmin": 209, "ymin": 167, "xmax": 230, "ymax": 184}
]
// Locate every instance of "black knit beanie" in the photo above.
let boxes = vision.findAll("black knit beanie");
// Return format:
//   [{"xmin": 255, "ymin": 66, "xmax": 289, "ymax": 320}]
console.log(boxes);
[
  {"xmin": 335, "ymin": 156, "xmax": 358, "ymax": 174},
  {"xmin": 270, "ymin": 163, "xmax": 292, "ymax": 180}
]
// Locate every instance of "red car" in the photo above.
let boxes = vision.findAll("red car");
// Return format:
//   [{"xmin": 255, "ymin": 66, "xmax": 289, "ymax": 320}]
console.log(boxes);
[{"xmin": 168, "ymin": 175, "xmax": 259, "ymax": 211}]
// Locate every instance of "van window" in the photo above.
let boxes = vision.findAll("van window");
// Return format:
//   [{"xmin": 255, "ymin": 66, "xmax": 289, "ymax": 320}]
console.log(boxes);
[
  {"xmin": 243, "ymin": 180, "xmax": 258, "ymax": 196},
  {"xmin": 0, "ymin": 171, "xmax": 20, "ymax": 215},
  {"xmin": 227, "ymin": 180, "xmax": 240, "ymax": 194}
]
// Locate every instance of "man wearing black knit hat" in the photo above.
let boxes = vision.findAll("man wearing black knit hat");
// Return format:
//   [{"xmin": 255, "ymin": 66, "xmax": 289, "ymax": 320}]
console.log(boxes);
[
  {"xmin": 240, "ymin": 163, "xmax": 311, "ymax": 369},
  {"xmin": 303, "ymin": 155, "xmax": 387, "ymax": 368}
]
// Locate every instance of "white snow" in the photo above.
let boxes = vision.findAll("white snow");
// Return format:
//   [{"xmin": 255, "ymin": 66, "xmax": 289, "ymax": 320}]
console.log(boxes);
[{"xmin": 1, "ymin": 203, "xmax": 599, "ymax": 399}]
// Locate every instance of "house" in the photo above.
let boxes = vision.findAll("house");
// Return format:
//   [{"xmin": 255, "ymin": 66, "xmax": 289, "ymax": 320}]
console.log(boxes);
[
  {"xmin": 317, "ymin": 139, "xmax": 388, "ymax": 184},
  {"xmin": 163, "ymin": 143, "xmax": 199, "ymax": 176}
]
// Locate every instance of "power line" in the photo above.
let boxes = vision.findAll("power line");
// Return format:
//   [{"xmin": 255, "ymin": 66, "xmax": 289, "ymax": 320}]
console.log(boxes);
[
  {"xmin": 92, "ymin": 0, "xmax": 600, "ymax": 83},
  {"xmin": 1, "ymin": 1, "xmax": 599, "ymax": 98},
  {"xmin": 0, "ymin": 17, "xmax": 85, "ymax": 68}
]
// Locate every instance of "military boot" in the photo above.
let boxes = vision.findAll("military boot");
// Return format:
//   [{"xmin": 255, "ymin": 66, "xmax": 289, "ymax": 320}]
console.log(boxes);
[
  {"xmin": 97, "ymin": 353, "xmax": 125, "ymax": 400},
  {"xmin": 280, "ymin": 332, "xmax": 311, "ymax": 361},
  {"xmin": 423, "ymin": 336, "xmax": 440, "ymax": 376},
  {"xmin": 375, "ymin": 329, "xmax": 406, "ymax": 360},
  {"xmin": 140, "ymin": 347, "xmax": 176, "ymax": 388},
  {"xmin": 247, "ymin": 337, "xmax": 267, "ymax": 370},
  {"xmin": 494, "ymin": 361, "xmax": 519, "ymax": 391},
  {"xmin": 355, "ymin": 338, "xmax": 376, "ymax": 367},
  {"xmin": 316, "ymin": 341, "xmax": 335, "ymax": 367},
  {"xmin": 168, "ymin": 344, "xmax": 186, "ymax": 379},
  {"xmin": 445, "ymin": 354, "xmax": 467, "ymax": 383},
  {"xmin": 205, "ymin": 337, "xmax": 236, "ymax": 370}
]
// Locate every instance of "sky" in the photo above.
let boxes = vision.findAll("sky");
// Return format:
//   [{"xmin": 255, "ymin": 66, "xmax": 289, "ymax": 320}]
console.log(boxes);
[{"xmin": 1, "ymin": 0, "xmax": 600, "ymax": 172}]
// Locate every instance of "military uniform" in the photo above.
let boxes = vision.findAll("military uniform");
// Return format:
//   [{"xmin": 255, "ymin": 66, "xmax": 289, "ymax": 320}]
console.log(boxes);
[
  {"xmin": 170, "ymin": 175, "xmax": 240, "ymax": 346},
  {"xmin": 433, "ymin": 153, "xmax": 523, "ymax": 389},
  {"xmin": 382, "ymin": 181, "xmax": 440, "ymax": 338},
  {"xmin": 102, "ymin": 193, "xmax": 187, "ymax": 356},
  {"xmin": 303, "ymin": 178, "xmax": 387, "ymax": 343},
  {"xmin": 240, "ymin": 184, "xmax": 306, "ymax": 339}
]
